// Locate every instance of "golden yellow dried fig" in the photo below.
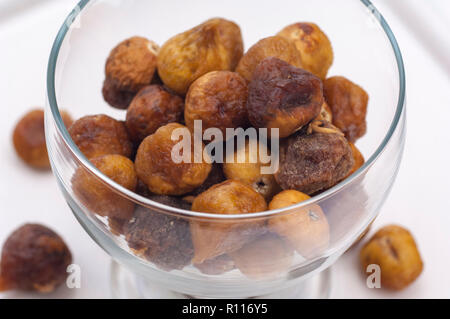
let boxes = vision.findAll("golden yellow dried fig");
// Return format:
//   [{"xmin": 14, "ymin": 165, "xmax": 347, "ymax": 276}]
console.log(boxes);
[
  {"xmin": 223, "ymin": 138, "xmax": 280, "ymax": 201},
  {"xmin": 360, "ymin": 225, "xmax": 423, "ymax": 290},
  {"xmin": 268, "ymin": 190, "xmax": 329, "ymax": 258},
  {"xmin": 135, "ymin": 123, "xmax": 212, "ymax": 195},
  {"xmin": 277, "ymin": 22, "xmax": 333, "ymax": 79},
  {"xmin": 190, "ymin": 180, "xmax": 267, "ymax": 264},
  {"xmin": 157, "ymin": 18, "xmax": 244, "ymax": 95}
]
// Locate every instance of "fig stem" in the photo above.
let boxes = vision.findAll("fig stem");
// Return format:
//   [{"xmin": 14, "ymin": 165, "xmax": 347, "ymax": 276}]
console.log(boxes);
[{"xmin": 308, "ymin": 120, "xmax": 344, "ymax": 136}]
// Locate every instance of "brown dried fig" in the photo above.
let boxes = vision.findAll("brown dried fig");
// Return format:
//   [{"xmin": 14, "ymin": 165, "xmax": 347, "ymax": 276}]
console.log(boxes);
[
  {"xmin": 72, "ymin": 154, "xmax": 137, "ymax": 233},
  {"xmin": 0, "ymin": 224, "xmax": 72, "ymax": 293},
  {"xmin": 275, "ymin": 121, "xmax": 354, "ymax": 194},
  {"xmin": 247, "ymin": 57, "xmax": 323, "ymax": 138},
  {"xmin": 103, "ymin": 37, "xmax": 159, "ymax": 109},
  {"xmin": 185, "ymin": 71, "xmax": 248, "ymax": 135},
  {"xmin": 69, "ymin": 114, "xmax": 133, "ymax": 160},
  {"xmin": 125, "ymin": 197, "xmax": 193, "ymax": 271},
  {"xmin": 324, "ymin": 76, "xmax": 369, "ymax": 142},
  {"xmin": 13, "ymin": 109, "xmax": 72, "ymax": 169},
  {"xmin": 126, "ymin": 85, "xmax": 184, "ymax": 144}
]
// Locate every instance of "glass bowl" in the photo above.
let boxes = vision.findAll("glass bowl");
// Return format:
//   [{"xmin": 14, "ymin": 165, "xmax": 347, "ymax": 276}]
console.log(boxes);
[{"xmin": 45, "ymin": 0, "xmax": 406, "ymax": 298}]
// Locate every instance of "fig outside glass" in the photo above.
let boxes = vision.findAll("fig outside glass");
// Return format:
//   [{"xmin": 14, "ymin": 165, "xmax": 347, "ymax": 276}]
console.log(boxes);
[{"xmin": 45, "ymin": 0, "xmax": 406, "ymax": 298}]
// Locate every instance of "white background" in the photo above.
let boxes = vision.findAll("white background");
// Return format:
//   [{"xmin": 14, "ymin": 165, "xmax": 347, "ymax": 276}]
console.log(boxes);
[{"xmin": 0, "ymin": 0, "xmax": 449, "ymax": 299}]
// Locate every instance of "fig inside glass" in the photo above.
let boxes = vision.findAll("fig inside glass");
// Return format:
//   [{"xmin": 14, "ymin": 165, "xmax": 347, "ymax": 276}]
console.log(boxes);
[{"xmin": 45, "ymin": 0, "xmax": 406, "ymax": 298}]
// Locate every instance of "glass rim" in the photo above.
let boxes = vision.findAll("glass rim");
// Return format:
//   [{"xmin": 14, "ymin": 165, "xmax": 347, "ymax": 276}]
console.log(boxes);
[{"xmin": 47, "ymin": 0, "xmax": 406, "ymax": 220}]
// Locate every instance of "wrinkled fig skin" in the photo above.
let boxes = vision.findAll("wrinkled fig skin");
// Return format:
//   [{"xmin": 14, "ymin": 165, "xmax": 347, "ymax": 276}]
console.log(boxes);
[
  {"xmin": 247, "ymin": 58, "xmax": 323, "ymax": 138},
  {"xmin": 185, "ymin": 71, "xmax": 249, "ymax": 135},
  {"xmin": 126, "ymin": 85, "xmax": 184, "ymax": 144},
  {"xmin": 275, "ymin": 126, "xmax": 354, "ymax": 194},
  {"xmin": 158, "ymin": 18, "xmax": 244, "ymax": 95},
  {"xmin": 360, "ymin": 225, "xmax": 423, "ymax": 290},
  {"xmin": 0, "ymin": 224, "xmax": 72, "ymax": 293},
  {"xmin": 236, "ymin": 36, "xmax": 303, "ymax": 82},
  {"xmin": 68, "ymin": 114, "xmax": 134, "ymax": 160},
  {"xmin": 190, "ymin": 180, "xmax": 268, "ymax": 264},
  {"xmin": 324, "ymin": 76, "xmax": 368, "ymax": 143},
  {"xmin": 277, "ymin": 22, "xmax": 333, "ymax": 79},
  {"xmin": 103, "ymin": 37, "xmax": 159, "ymax": 109},
  {"xmin": 125, "ymin": 201, "xmax": 193, "ymax": 271},
  {"xmin": 134, "ymin": 123, "xmax": 212, "ymax": 195}
]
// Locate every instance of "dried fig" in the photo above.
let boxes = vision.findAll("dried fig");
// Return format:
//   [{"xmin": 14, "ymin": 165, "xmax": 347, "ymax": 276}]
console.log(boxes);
[
  {"xmin": 190, "ymin": 180, "xmax": 267, "ymax": 264},
  {"xmin": 275, "ymin": 121, "xmax": 354, "ymax": 194},
  {"xmin": 13, "ymin": 109, "xmax": 72, "ymax": 169},
  {"xmin": 185, "ymin": 71, "xmax": 248, "ymax": 135},
  {"xmin": 277, "ymin": 22, "xmax": 333, "ymax": 79},
  {"xmin": 0, "ymin": 224, "xmax": 72, "ymax": 293},
  {"xmin": 72, "ymin": 154, "xmax": 137, "ymax": 233},
  {"xmin": 125, "ymin": 198, "xmax": 193, "ymax": 271},
  {"xmin": 126, "ymin": 85, "xmax": 184, "ymax": 144},
  {"xmin": 236, "ymin": 36, "xmax": 303, "ymax": 82},
  {"xmin": 247, "ymin": 57, "xmax": 323, "ymax": 138},
  {"xmin": 103, "ymin": 37, "xmax": 159, "ymax": 109},
  {"xmin": 135, "ymin": 123, "xmax": 212, "ymax": 195},
  {"xmin": 268, "ymin": 190, "xmax": 329, "ymax": 258},
  {"xmin": 324, "ymin": 76, "xmax": 368, "ymax": 142},
  {"xmin": 158, "ymin": 18, "xmax": 244, "ymax": 95},
  {"xmin": 68, "ymin": 114, "xmax": 133, "ymax": 160},
  {"xmin": 223, "ymin": 138, "xmax": 280, "ymax": 201},
  {"xmin": 360, "ymin": 225, "xmax": 423, "ymax": 290}
]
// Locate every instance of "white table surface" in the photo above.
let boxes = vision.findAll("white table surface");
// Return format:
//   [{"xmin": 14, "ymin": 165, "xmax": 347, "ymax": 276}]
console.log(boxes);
[{"xmin": 0, "ymin": 0, "xmax": 449, "ymax": 299}]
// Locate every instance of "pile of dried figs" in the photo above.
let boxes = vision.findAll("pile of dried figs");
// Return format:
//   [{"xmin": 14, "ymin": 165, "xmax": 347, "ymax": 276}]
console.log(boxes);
[
  {"xmin": 63, "ymin": 18, "xmax": 374, "ymax": 279},
  {"xmin": 1, "ymin": 16, "xmax": 424, "ymax": 294}
]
